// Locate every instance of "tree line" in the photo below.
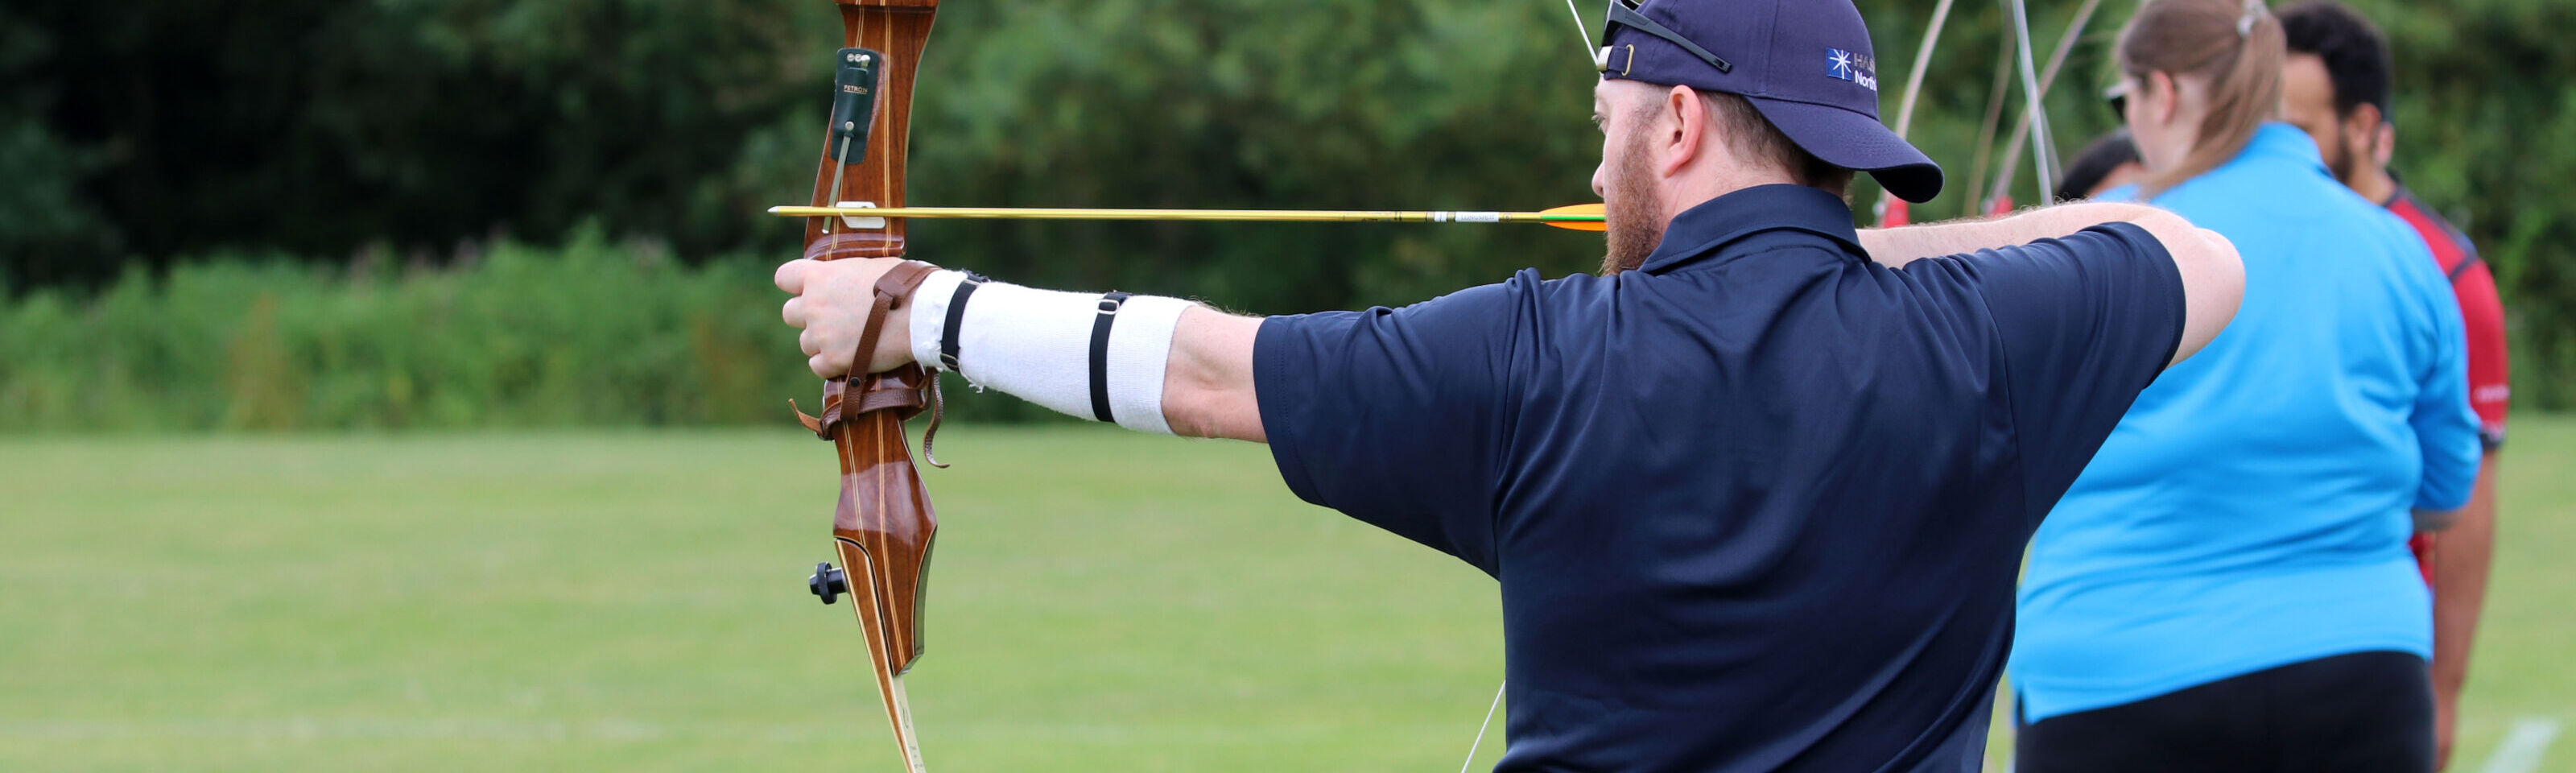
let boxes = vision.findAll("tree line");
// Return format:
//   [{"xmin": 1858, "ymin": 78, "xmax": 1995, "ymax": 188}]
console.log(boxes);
[{"xmin": 2, "ymin": 0, "xmax": 2568, "ymax": 428}]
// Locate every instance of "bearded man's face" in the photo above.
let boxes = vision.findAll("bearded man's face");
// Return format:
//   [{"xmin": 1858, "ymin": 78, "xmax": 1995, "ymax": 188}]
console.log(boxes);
[
  {"xmin": 2281, "ymin": 53, "xmax": 2368, "ymax": 187},
  {"xmin": 1594, "ymin": 90, "xmax": 1667, "ymax": 275},
  {"xmin": 1600, "ymin": 125, "xmax": 1668, "ymax": 274}
]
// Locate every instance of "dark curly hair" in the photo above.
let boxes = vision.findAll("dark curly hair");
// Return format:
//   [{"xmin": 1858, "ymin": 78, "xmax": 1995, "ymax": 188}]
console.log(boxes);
[{"xmin": 2278, "ymin": 1, "xmax": 2392, "ymax": 122}]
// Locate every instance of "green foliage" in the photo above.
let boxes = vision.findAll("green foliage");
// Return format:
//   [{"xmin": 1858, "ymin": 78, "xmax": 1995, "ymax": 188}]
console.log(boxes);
[
  {"xmin": 905, "ymin": 1, "xmax": 1605, "ymax": 310},
  {"xmin": 0, "ymin": 6, "xmax": 116, "ymax": 279},
  {"xmin": 0, "ymin": 234, "xmax": 828, "ymax": 431},
  {"xmin": 2359, "ymin": 0, "xmax": 2576, "ymax": 411},
  {"xmin": 2, "ymin": 0, "xmax": 828, "ymax": 281},
  {"xmin": 4, "ymin": 0, "xmax": 2572, "ymax": 423}
]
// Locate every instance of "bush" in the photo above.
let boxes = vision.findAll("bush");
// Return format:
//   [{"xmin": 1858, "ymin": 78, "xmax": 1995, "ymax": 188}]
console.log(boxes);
[{"xmin": 0, "ymin": 229, "xmax": 1067, "ymax": 431}]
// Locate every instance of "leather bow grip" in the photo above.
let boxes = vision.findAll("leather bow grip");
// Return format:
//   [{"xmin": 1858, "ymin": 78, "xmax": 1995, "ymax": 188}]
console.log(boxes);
[{"xmin": 848, "ymin": 260, "xmax": 939, "ymax": 382}]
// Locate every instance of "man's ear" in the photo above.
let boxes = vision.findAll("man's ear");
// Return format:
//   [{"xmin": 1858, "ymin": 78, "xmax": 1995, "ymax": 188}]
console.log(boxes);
[
  {"xmin": 1660, "ymin": 85, "xmax": 1705, "ymax": 178},
  {"xmin": 2371, "ymin": 114, "xmax": 2396, "ymax": 168},
  {"xmin": 2345, "ymin": 102, "xmax": 2384, "ymax": 158}
]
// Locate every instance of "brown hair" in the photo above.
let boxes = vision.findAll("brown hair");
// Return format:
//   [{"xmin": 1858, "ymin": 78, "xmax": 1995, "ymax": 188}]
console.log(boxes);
[
  {"xmin": 2116, "ymin": 0, "xmax": 2286, "ymax": 197},
  {"xmin": 1703, "ymin": 91, "xmax": 1855, "ymax": 197}
]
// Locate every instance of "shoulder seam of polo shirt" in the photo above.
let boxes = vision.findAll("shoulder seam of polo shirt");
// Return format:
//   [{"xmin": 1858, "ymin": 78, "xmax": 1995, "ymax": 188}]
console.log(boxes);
[{"xmin": 1960, "ymin": 221, "xmax": 2185, "ymax": 526}]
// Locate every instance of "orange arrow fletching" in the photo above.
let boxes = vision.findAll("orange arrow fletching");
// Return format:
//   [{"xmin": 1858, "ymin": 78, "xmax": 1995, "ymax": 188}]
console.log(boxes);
[{"xmin": 1539, "ymin": 203, "xmax": 1608, "ymax": 231}]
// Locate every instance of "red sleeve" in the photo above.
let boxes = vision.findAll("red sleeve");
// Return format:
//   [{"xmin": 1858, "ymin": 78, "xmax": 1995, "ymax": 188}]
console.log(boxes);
[
  {"xmin": 2388, "ymin": 194, "xmax": 2511, "ymax": 448},
  {"xmin": 2452, "ymin": 260, "xmax": 2511, "ymax": 446}
]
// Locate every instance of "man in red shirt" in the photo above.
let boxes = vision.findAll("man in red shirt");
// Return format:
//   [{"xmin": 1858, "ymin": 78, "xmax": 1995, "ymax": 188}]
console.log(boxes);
[{"xmin": 2281, "ymin": 2, "xmax": 2509, "ymax": 767}]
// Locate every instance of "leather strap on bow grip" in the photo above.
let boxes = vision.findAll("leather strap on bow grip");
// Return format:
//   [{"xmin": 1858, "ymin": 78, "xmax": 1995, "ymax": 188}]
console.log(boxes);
[
  {"xmin": 854, "ymin": 378, "xmax": 931, "ymax": 416},
  {"xmin": 850, "ymin": 261, "xmax": 939, "ymax": 382},
  {"xmin": 792, "ymin": 260, "xmax": 940, "ymax": 437},
  {"xmin": 791, "ymin": 377, "xmax": 852, "ymax": 438}
]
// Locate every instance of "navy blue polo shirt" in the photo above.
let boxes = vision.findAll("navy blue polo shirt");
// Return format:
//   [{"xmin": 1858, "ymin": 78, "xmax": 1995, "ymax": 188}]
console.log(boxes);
[{"xmin": 1253, "ymin": 184, "xmax": 2185, "ymax": 773}]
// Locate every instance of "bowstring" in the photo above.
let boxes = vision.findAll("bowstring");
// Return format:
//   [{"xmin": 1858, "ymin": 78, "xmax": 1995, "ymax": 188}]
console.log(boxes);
[
  {"xmin": 1988, "ymin": 0, "xmax": 2104, "ymax": 206},
  {"xmin": 1892, "ymin": 0, "xmax": 1959, "ymax": 140},
  {"xmin": 1457, "ymin": 680, "xmax": 1506, "ymax": 773},
  {"xmin": 1562, "ymin": 0, "xmax": 1595, "ymax": 64},
  {"xmin": 2007, "ymin": 0, "xmax": 2058, "ymax": 203},
  {"xmin": 1878, "ymin": 0, "xmax": 1959, "ymax": 222}
]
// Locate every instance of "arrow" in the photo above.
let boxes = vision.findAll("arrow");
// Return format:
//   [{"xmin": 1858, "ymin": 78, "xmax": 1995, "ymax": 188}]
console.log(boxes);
[{"xmin": 767, "ymin": 203, "xmax": 1610, "ymax": 232}]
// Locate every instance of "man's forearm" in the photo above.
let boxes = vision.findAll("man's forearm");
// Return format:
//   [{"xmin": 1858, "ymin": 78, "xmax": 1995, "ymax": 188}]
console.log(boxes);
[
  {"xmin": 1159, "ymin": 307, "xmax": 1265, "ymax": 441},
  {"xmin": 2430, "ymin": 457, "xmax": 2499, "ymax": 710},
  {"xmin": 1856, "ymin": 202, "xmax": 2176, "ymax": 267},
  {"xmin": 1855, "ymin": 201, "xmax": 2243, "ymax": 367}
]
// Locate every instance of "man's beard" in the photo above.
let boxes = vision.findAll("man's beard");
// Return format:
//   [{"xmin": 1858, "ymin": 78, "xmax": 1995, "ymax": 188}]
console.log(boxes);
[
  {"xmin": 2321, "ymin": 126, "xmax": 2358, "ymax": 186},
  {"xmin": 1598, "ymin": 130, "xmax": 1666, "ymax": 275}
]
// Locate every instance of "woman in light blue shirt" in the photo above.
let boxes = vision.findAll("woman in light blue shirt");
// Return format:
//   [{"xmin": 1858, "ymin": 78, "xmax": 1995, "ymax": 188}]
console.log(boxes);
[{"xmin": 2007, "ymin": 0, "xmax": 2483, "ymax": 771}]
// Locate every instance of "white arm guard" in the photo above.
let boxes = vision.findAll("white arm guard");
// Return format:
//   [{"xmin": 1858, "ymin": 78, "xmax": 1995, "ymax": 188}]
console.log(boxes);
[{"xmin": 906, "ymin": 270, "xmax": 1190, "ymax": 435}]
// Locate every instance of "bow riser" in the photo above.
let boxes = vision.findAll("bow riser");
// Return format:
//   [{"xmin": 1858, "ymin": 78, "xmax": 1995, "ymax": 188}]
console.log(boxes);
[
  {"xmin": 805, "ymin": 0, "xmax": 938, "ymax": 260},
  {"xmin": 831, "ymin": 392, "xmax": 938, "ymax": 676}
]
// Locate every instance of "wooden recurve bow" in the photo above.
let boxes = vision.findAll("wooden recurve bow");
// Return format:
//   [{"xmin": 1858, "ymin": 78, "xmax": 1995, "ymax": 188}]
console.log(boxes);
[{"xmin": 786, "ymin": 2, "xmax": 943, "ymax": 772}]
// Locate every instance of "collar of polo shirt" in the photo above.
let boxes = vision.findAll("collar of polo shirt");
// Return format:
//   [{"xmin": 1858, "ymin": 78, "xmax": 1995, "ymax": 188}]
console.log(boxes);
[{"xmin": 1637, "ymin": 184, "xmax": 1865, "ymax": 274}]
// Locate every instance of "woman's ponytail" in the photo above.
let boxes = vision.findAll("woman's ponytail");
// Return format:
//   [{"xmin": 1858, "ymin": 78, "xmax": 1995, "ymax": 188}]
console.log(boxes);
[{"xmin": 2118, "ymin": 0, "xmax": 2287, "ymax": 198}]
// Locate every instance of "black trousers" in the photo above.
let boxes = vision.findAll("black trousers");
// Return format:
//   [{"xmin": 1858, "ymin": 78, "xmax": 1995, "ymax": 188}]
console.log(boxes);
[{"xmin": 2016, "ymin": 651, "xmax": 2434, "ymax": 773}]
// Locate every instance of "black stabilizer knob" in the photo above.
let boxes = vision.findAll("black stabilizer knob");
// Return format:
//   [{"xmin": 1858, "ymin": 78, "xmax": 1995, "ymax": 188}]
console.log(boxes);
[{"xmin": 808, "ymin": 561, "xmax": 849, "ymax": 605}]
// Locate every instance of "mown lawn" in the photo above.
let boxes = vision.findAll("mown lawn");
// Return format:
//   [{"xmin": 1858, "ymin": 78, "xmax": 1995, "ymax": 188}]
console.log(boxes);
[{"xmin": 2, "ymin": 420, "xmax": 2567, "ymax": 771}]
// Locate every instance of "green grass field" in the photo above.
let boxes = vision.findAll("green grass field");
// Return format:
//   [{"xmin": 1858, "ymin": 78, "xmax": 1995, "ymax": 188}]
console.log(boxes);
[{"xmin": 3, "ymin": 420, "xmax": 2570, "ymax": 772}]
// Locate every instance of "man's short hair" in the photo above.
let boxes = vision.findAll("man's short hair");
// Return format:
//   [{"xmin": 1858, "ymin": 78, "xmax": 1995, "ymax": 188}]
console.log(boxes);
[
  {"xmin": 2057, "ymin": 129, "xmax": 2140, "ymax": 201},
  {"xmin": 2280, "ymin": 1, "xmax": 2392, "ymax": 121},
  {"xmin": 1703, "ymin": 91, "xmax": 1856, "ymax": 197}
]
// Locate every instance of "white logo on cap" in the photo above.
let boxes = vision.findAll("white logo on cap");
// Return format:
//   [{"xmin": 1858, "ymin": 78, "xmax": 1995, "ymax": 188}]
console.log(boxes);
[{"xmin": 1827, "ymin": 48, "xmax": 1878, "ymax": 92}]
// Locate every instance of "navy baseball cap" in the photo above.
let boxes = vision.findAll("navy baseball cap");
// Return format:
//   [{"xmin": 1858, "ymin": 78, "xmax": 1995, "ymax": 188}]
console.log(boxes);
[{"xmin": 1595, "ymin": 0, "xmax": 1944, "ymax": 202}]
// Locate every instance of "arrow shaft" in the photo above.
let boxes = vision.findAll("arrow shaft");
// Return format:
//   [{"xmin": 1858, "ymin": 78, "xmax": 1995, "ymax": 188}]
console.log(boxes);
[{"xmin": 768, "ymin": 205, "xmax": 1603, "ymax": 225}]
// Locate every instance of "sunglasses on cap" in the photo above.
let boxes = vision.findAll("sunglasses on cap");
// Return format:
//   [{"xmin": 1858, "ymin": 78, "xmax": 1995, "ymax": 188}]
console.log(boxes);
[{"xmin": 1594, "ymin": 0, "xmax": 1732, "ymax": 76}]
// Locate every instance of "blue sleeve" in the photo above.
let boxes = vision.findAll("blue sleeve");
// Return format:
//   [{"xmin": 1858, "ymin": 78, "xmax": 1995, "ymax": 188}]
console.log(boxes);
[
  {"xmin": 1951, "ymin": 222, "xmax": 2186, "ymax": 516},
  {"xmin": 1253, "ymin": 275, "xmax": 1533, "ymax": 574},
  {"xmin": 2408, "ymin": 254, "xmax": 2482, "ymax": 512}
]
